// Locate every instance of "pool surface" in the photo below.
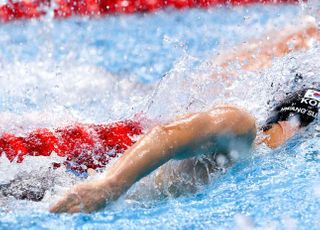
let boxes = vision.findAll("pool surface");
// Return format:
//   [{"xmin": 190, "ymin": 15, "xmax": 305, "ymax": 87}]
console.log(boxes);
[{"xmin": 0, "ymin": 3, "xmax": 320, "ymax": 229}]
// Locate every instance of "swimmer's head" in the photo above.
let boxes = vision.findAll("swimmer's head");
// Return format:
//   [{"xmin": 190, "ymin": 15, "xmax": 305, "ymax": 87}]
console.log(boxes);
[{"xmin": 262, "ymin": 88, "xmax": 320, "ymax": 131}]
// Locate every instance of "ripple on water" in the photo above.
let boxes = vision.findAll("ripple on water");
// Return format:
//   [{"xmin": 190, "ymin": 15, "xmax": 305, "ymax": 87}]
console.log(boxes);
[{"xmin": 0, "ymin": 3, "xmax": 320, "ymax": 229}]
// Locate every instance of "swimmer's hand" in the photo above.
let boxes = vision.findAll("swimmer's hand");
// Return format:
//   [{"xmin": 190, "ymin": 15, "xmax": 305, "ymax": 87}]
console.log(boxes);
[{"xmin": 49, "ymin": 180, "xmax": 111, "ymax": 213}]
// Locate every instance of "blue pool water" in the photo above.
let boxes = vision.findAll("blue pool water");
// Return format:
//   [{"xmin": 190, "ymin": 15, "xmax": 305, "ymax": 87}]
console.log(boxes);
[{"xmin": 0, "ymin": 3, "xmax": 320, "ymax": 229}]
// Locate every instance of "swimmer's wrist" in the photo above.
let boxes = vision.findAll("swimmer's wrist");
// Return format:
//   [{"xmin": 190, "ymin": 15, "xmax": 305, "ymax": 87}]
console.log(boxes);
[{"xmin": 97, "ymin": 176, "xmax": 127, "ymax": 200}]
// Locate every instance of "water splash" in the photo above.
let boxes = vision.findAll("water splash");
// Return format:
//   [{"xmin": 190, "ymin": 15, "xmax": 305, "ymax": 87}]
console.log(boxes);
[{"xmin": 0, "ymin": 4, "xmax": 319, "ymax": 229}]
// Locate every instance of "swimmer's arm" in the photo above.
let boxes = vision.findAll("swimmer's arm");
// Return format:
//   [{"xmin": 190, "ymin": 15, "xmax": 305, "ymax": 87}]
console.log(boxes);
[
  {"xmin": 49, "ymin": 106, "xmax": 256, "ymax": 213},
  {"xmin": 214, "ymin": 17, "xmax": 320, "ymax": 72}
]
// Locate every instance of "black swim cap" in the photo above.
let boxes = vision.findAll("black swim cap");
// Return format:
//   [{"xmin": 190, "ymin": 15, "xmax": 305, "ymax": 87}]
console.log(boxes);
[{"xmin": 262, "ymin": 88, "xmax": 320, "ymax": 131}]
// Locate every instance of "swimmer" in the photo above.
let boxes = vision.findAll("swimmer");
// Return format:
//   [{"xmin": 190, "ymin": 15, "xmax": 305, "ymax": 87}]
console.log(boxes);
[
  {"xmin": 212, "ymin": 16, "xmax": 320, "ymax": 72},
  {"xmin": 49, "ymin": 87, "xmax": 319, "ymax": 213}
]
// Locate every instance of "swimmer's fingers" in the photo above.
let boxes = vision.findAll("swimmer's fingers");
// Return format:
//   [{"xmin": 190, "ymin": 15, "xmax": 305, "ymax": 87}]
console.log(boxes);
[
  {"xmin": 49, "ymin": 181, "xmax": 108, "ymax": 213},
  {"xmin": 49, "ymin": 192, "xmax": 82, "ymax": 213}
]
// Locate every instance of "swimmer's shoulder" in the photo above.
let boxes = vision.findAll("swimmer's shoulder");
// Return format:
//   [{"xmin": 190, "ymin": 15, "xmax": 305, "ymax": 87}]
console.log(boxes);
[
  {"xmin": 207, "ymin": 105, "xmax": 256, "ymax": 135},
  {"xmin": 158, "ymin": 105, "xmax": 256, "ymax": 138}
]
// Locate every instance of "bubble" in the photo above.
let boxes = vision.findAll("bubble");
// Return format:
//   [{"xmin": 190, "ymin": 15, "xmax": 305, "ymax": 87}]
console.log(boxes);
[
  {"xmin": 229, "ymin": 150, "xmax": 240, "ymax": 161},
  {"xmin": 216, "ymin": 154, "xmax": 228, "ymax": 167},
  {"xmin": 313, "ymin": 182, "xmax": 320, "ymax": 197},
  {"xmin": 282, "ymin": 216, "xmax": 297, "ymax": 230},
  {"xmin": 234, "ymin": 214, "xmax": 255, "ymax": 230}
]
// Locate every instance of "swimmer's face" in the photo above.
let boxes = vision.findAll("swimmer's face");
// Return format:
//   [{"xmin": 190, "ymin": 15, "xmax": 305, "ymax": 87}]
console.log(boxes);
[{"xmin": 262, "ymin": 121, "xmax": 300, "ymax": 149}]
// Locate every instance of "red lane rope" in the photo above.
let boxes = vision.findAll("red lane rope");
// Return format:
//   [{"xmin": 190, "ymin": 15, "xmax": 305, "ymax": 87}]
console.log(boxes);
[
  {"xmin": 0, "ymin": 0, "xmax": 300, "ymax": 22},
  {"xmin": 0, "ymin": 120, "xmax": 143, "ymax": 173}
]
